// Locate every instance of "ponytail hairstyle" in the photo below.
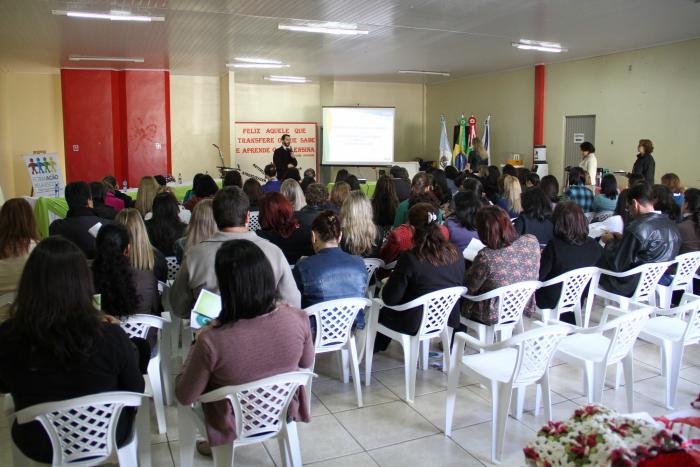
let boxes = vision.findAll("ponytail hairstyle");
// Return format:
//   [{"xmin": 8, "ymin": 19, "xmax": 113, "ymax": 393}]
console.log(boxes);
[
  {"xmin": 93, "ymin": 224, "xmax": 139, "ymax": 317},
  {"xmin": 408, "ymin": 202, "xmax": 458, "ymax": 266},
  {"xmin": 311, "ymin": 210, "xmax": 342, "ymax": 243},
  {"xmin": 684, "ymin": 188, "xmax": 700, "ymax": 235}
]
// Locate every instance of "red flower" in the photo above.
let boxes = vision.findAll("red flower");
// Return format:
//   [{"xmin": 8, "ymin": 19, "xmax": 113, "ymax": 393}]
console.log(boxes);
[
  {"xmin": 523, "ymin": 447, "xmax": 539, "ymax": 460},
  {"xmin": 539, "ymin": 421, "xmax": 570, "ymax": 437},
  {"xmin": 611, "ymin": 448, "xmax": 634, "ymax": 467},
  {"xmin": 574, "ymin": 405, "xmax": 601, "ymax": 420}
]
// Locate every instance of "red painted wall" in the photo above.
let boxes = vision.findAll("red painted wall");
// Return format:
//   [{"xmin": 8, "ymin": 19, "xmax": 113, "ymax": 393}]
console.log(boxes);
[
  {"xmin": 533, "ymin": 64, "xmax": 545, "ymax": 147},
  {"xmin": 61, "ymin": 69, "xmax": 171, "ymax": 187}
]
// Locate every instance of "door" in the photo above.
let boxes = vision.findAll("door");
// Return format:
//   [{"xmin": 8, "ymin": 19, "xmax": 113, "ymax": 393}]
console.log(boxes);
[{"xmin": 564, "ymin": 115, "xmax": 596, "ymax": 181}]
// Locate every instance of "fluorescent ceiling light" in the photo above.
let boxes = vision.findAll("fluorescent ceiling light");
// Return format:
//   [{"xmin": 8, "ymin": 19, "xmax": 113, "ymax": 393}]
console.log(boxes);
[
  {"xmin": 227, "ymin": 63, "xmax": 290, "ymax": 69},
  {"xmin": 234, "ymin": 57, "xmax": 283, "ymax": 64},
  {"xmin": 264, "ymin": 75, "xmax": 310, "ymax": 83},
  {"xmin": 278, "ymin": 22, "xmax": 368, "ymax": 35},
  {"xmin": 52, "ymin": 10, "xmax": 165, "ymax": 22},
  {"xmin": 512, "ymin": 39, "xmax": 566, "ymax": 53},
  {"xmin": 398, "ymin": 70, "xmax": 450, "ymax": 77},
  {"xmin": 69, "ymin": 55, "xmax": 145, "ymax": 63}
]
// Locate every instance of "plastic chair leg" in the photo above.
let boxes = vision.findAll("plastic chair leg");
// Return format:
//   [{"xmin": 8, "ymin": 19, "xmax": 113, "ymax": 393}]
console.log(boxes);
[
  {"xmin": 491, "ymin": 381, "xmax": 513, "ymax": 464},
  {"xmin": 441, "ymin": 327, "xmax": 452, "ymax": 373},
  {"xmin": 178, "ymin": 405, "xmax": 197, "ymax": 467},
  {"xmin": 285, "ymin": 421, "xmax": 303, "ymax": 467},
  {"xmin": 277, "ymin": 430, "xmax": 290, "ymax": 467},
  {"xmin": 485, "ymin": 327, "xmax": 495, "ymax": 345},
  {"xmin": 573, "ymin": 305, "xmax": 583, "ymax": 328},
  {"xmin": 116, "ymin": 435, "xmax": 138, "ymax": 467},
  {"xmin": 512, "ymin": 386, "xmax": 526, "ymax": 420},
  {"xmin": 662, "ymin": 342, "xmax": 684, "ymax": 409},
  {"xmin": 136, "ymin": 398, "xmax": 152, "ymax": 467},
  {"xmin": 541, "ymin": 372, "xmax": 553, "ymax": 421},
  {"xmin": 444, "ymin": 363, "xmax": 460, "ymax": 436},
  {"xmin": 622, "ymin": 355, "xmax": 635, "ymax": 413},
  {"xmin": 592, "ymin": 363, "xmax": 606, "ymax": 403},
  {"xmin": 614, "ymin": 363, "xmax": 623, "ymax": 389},
  {"xmin": 212, "ymin": 444, "xmax": 234, "ymax": 467},
  {"xmin": 339, "ymin": 349, "xmax": 350, "ymax": 384},
  {"xmin": 364, "ymin": 306, "xmax": 380, "ymax": 386},
  {"xmin": 419, "ymin": 339, "xmax": 429, "ymax": 371},
  {"xmin": 148, "ymin": 357, "xmax": 167, "ymax": 434},
  {"xmin": 534, "ymin": 384, "xmax": 542, "ymax": 416},
  {"xmin": 583, "ymin": 361, "xmax": 595, "ymax": 404},
  {"xmin": 348, "ymin": 337, "xmax": 364, "ymax": 407},
  {"xmin": 402, "ymin": 335, "xmax": 420, "ymax": 403}
]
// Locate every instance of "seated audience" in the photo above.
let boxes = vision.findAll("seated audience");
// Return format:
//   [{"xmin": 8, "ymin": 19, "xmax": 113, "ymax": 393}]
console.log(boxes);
[
  {"xmin": 154, "ymin": 175, "xmax": 167, "ymax": 187},
  {"xmin": 175, "ymin": 199, "xmax": 217, "ymax": 263},
  {"xmin": 652, "ymin": 184, "xmax": 681, "ymax": 222},
  {"xmin": 341, "ymin": 191, "xmax": 381, "ymax": 258},
  {"xmin": 527, "ymin": 173, "xmax": 540, "ymax": 188},
  {"xmin": 495, "ymin": 174, "xmax": 522, "ymax": 218},
  {"xmin": 565, "ymin": 167, "xmax": 595, "ymax": 213},
  {"xmin": 390, "ymin": 165, "xmax": 411, "ymax": 201},
  {"xmin": 294, "ymin": 211, "xmax": 367, "ymax": 309},
  {"xmin": 627, "ymin": 172, "xmax": 646, "ymax": 188},
  {"xmin": 183, "ymin": 173, "xmax": 202, "ymax": 203},
  {"xmin": 679, "ymin": 188, "xmax": 700, "ymax": 254},
  {"xmin": 372, "ymin": 175, "xmax": 399, "ymax": 240},
  {"xmin": 430, "ymin": 169, "xmax": 452, "ymax": 206},
  {"xmin": 374, "ymin": 202, "xmax": 464, "ymax": 352},
  {"xmin": 175, "ymin": 239, "xmax": 312, "ymax": 451},
  {"xmin": 446, "ymin": 191, "xmax": 481, "ymax": 253},
  {"xmin": 257, "ymin": 192, "xmax": 313, "ymax": 265},
  {"xmin": 661, "ymin": 173, "xmax": 685, "ymax": 206},
  {"xmin": 116, "ymin": 208, "xmax": 167, "ymax": 282},
  {"xmin": 0, "ymin": 237, "xmax": 144, "ymax": 463},
  {"xmin": 281, "ymin": 178, "xmax": 307, "ymax": 212},
  {"xmin": 330, "ymin": 181, "xmax": 351, "ymax": 212},
  {"xmin": 393, "ymin": 172, "xmax": 435, "ymax": 227},
  {"xmin": 516, "ymin": 167, "xmax": 532, "ymax": 190},
  {"xmin": 462, "ymin": 177, "xmax": 490, "ymax": 207},
  {"xmin": 0, "ymin": 199, "xmax": 38, "ymax": 320},
  {"xmin": 135, "ymin": 176, "xmax": 160, "ymax": 218},
  {"xmin": 335, "ymin": 169, "xmax": 349, "ymax": 183},
  {"xmin": 261, "ymin": 164, "xmax": 282, "ymax": 193},
  {"xmin": 537, "ymin": 202, "xmax": 603, "ymax": 322},
  {"xmin": 243, "ymin": 178, "xmax": 262, "ymax": 211},
  {"xmin": 381, "ymin": 197, "xmax": 449, "ymax": 264},
  {"xmin": 484, "ymin": 165, "xmax": 501, "ymax": 203},
  {"xmin": 300, "ymin": 168, "xmax": 316, "ymax": 193},
  {"xmin": 444, "ymin": 166, "xmax": 459, "ymax": 194},
  {"xmin": 540, "ymin": 175, "xmax": 561, "ymax": 207},
  {"xmin": 514, "ymin": 187, "xmax": 554, "ymax": 245},
  {"xmin": 102, "ymin": 175, "xmax": 132, "ymax": 208},
  {"xmin": 222, "ymin": 170, "xmax": 242, "ymax": 188},
  {"xmin": 461, "ymin": 206, "xmax": 540, "ymax": 325},
  {"xmin": 592, "ymin": 174, "xmax": 619, "ymax": 213},
  {"xmin": 346, "ymin": 174, "xmax": 361, "ymax": 192},
  {"xmin": 286, "ymin": 167, "xmax": 302, "ymax": 183},
  {"xmin": 49, "ymin": 181, "xmax": 106, "ymax": 259},
  {"xmin": 296, "ymin": 183, "xmax": 329, "ymax": 229},
  {"xmin": 598, "ymin": 183, "xmax": 681, "ymax": 297},
  {"xmin": 171, "ymin": 187, "xmax": 300, "ymax": 317},
  {"xmin": 185, "ymin": 174, "xmax": 219, "ymax": 211},
  {"xmin": 145, "ymin": 192, "xmax": 187, "ymax": 257},
  {"xmin": 89, "ymin": 181, "xmax": 117, "ymax": 220}
]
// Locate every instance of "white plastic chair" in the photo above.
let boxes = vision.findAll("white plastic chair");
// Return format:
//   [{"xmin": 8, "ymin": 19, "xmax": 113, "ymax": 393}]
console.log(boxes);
[
  {"xmin": 639, "ymin": 293, "xmax": 700, "ymax": 409},
  {"xmin": 165, "ymin": 256, "xmax": 180, "ymax": 283},
  {"xmin": 8, "ymin": 392, "xmax": 149, "ymax": 467},
  {"xmin": 656, "ymin": 252, "xmax": 700, "ymax": 311},
  {"xmin": 365, "ymin": 286, "xmax": 467, "ymax": 403},
  {"xmin": 178, "ymin": 371, "xmax": 314, "ymax": 467},
  {"xmin": 248, "ymin": 211, "xmax": 261, "ymax": 231},
  {"xmin": 306, "ymin": 298, "xmax": 371, "ymax": 408},
  {"xmin": 121, "ymin": 314, "xmax": 170, "ymax": 434},
  {"xmin": 596, "ymin": 261, "xmax": 676, "ymax": 310},
  {"xmin": 445, "ymin": 325, "xmax": 570, "ymax": 464},
  {"xmin": 461, "ymin": 281, "xmax": 541, "ymax": 346},
  {"xmin": 553, "ymin": 306, "xmax": 651, "ymax": 413},
  {"xmin": 362, "ymin": 258, "xmax": 384, "ymax": 298},
  {"xmin": 537, "ymin": 267, "xmax": 600, "ymax": 328}
]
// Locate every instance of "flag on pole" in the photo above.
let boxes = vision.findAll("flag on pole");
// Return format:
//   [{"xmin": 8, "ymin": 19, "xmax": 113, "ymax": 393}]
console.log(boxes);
[
  {"xmin": 439, "ymin": 115, "xmax": 451, "ymax": 168},
  {"xmin": 483, "ymin": 115, "xmax": 491, "ymax": 166},
  {"xmin": 453, "ymin": 114, "xmax": 468, "ymax": 170}
]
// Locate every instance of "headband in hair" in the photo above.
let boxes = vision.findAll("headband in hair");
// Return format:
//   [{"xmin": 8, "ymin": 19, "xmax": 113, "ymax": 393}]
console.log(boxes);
[{"xmin": 427, "ymin": 211, "xmax": 438, "ymax": 224}]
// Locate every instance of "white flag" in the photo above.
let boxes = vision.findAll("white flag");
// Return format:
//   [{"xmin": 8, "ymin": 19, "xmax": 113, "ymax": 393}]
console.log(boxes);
[
  {"xmin": 483, "ymin": 115, "xmax": 491, "ymax": 166},
  {"xmin": 439, "ymin": 115, "xmax": 451, "ymax": 168}
]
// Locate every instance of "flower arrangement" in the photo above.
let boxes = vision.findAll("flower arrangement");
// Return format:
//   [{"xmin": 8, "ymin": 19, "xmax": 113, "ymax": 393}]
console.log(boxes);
[{"xmin": 524, "ymin": 405, "xmax": 687, "ymax": 466}]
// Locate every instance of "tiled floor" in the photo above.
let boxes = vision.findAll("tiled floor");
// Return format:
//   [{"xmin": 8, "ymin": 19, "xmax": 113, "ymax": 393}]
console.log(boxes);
[{"xmin": 2, "ymin": 309, "xmax": 700, "ymax": 467}]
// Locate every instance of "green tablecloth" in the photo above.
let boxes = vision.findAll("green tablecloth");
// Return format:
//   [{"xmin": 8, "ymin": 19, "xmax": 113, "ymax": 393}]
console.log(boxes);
[
  {"xmin": 326, "ymin": 182, "xmax": 377, "ymax": 198},
  {"xmin": 34, "ymin": 197, "xmax": 69, "ymax": 238}
]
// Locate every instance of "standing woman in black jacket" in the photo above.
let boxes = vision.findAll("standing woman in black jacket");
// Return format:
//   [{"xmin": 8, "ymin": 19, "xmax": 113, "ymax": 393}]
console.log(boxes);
[{"xmin": 630, "ymin": 138, "xmax": 656, "ymax": 185}]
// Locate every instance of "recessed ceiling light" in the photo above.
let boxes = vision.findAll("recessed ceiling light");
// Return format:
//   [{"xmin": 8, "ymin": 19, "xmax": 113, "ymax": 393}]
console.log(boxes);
[
  {"xmin": 227, "ymin": 63, "xmax": 290, "ymax": 69},
  {"xmin": 264, "ymin": 75, "xmax": 310, "ymax": 83},
  {"xmin": 68, "ymin": 55, "xmax": 145, "ymax": 63},
  {"xmin": 278, "ymin": 22, "xmax": 368, "ymax": 36},
  {"xmin": 234, "ymin": 57, "xmax": 283, "ymax": 65},
  {"xmin": 512, "ymin": 39, "xmax": 566, "ymax": 53},
  {"xmin": 398, "ymin": 70, "xmax": 451, "ymax": 77},
  {"xmin": 52, "ymin": 9, "xmax": 165, "ymax": 22}
]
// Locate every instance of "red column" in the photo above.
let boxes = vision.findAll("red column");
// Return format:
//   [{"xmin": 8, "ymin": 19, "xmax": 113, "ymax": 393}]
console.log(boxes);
[{"xmin": 533, "ymin": 64, "xmax": 545, "ymax": 147}]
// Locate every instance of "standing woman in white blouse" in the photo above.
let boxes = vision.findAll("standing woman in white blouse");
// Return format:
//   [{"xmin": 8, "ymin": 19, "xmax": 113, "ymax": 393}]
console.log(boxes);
[{"xmin": 579, "ymin": 141, "xmax": 598, "ymax": 189}]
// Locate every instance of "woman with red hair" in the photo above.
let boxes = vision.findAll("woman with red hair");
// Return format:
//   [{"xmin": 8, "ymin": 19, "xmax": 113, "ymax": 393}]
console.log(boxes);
[{"xmin": 256, "ymin": 192, "xmax": 313, "ymax": 265}]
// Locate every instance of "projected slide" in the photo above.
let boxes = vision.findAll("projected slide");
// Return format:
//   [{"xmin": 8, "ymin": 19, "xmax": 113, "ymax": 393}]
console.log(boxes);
[{"xmin": 322, "ymin": 107, "xmax": 395, "ymax": 166}]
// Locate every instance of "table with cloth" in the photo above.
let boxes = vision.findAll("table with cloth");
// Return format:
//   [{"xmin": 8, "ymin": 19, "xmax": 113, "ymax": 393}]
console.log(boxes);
[{"xmin": 326, "ymin": 182, "xmax": 377, "ymax": 198}]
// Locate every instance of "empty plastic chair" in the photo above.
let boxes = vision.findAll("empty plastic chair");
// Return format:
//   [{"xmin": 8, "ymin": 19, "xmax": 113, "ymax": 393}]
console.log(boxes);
[
  {"xmin": 178, "ymin": 371, "xmax": 314, "ymax": 467},
  {"xmin": 537, "ymin": 267, "xmax": 599, "ymax": 328},
  {"xmin": 656, "ymin": 252, "xmax": 700, "ymax": 312},
  {"xmin": 248, "ymin": 211, "xmax": 261, "ymax": 231},
  {"xmin": 445, "ymin": 325, "xmax": 569, "ymax": 464}
]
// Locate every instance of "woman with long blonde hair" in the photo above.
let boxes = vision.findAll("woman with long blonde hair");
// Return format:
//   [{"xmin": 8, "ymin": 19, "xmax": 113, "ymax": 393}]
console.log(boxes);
[
  {"xmin": 115, "ymin": 208, "xmax": 167, "ymax": 281},
  {"xmin": 135, "ymin": 176, "xmax": 160, "ymax": 218},
  {"xmin": 340, "ymin": 190, "xmax": 379, "ymax": 258},
  {"xmin": 280, "ymin": 179, "xmax": 306, "ymax": 211},
  {"xmin": 496, "ymin": 175, "xmax": 522, "ymax": 218},
  {"xmin": 175, "ymin": 199, "xmax": 217, "ymax": 262}
]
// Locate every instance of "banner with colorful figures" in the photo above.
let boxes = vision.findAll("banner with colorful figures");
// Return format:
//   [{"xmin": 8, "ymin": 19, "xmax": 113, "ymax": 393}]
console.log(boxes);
[{"xmin": 23, "ymin": 152, "xmax": 65, "ymax": 198}]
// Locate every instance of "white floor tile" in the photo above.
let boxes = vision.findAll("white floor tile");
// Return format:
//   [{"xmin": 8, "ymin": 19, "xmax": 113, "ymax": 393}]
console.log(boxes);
[
  {"xmin": 412, "ymin": 387, "xmax": 492, "ymax": 431},
  {"xmin": 307, "ymin": 452, "xmax": 379, "ymax": 467},
  {"xmin": 369, "ymin": 434, "xmax": 482, "ymax": 467},
  {"xmin": 372, "ymin": 367, "xmax": 448, "ymax": 400},
  {"xmin": 312, "ymin": 376, "xmax": 398, "ymax": 413},
  {"xmin": 170, "ymin": 440, "xmax": 275, "ymax": 467},
  {"xmin": 449, "ymin": 418, "xmax": 535, "ymax": 466}
]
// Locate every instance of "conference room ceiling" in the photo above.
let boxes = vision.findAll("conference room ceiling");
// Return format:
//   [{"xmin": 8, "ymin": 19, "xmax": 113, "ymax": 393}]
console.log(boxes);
[{"xmin": 1, "ymin": 0, "xmax": 700, "ymax": 83}]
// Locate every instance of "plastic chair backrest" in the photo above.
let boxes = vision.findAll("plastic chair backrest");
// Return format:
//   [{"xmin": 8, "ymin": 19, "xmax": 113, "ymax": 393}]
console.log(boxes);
[
  {"xmin": 306, "ymin": 298, "xmax": 371, "ymax": 352},
  {"xmin": 603, "ymin": 307, "xmax": 650, "ymax": 364},
  {"xmin": 511, "ymin": 325, "xmax": 570, "ymax": 386},
  {"xmin": 362, "ymin": 258, "xmax": 384, "ymax": 288},
  {"xmin": 552, "ymin": 267, "xmax": 598, "ymax": 315},
  {"xmin": 631, "ymin": 261, "xmax": 675, "ymax": 303},
  {"xmin": 419, "ymin": 286, "xmax": 467, "ymax": 338},
  {"xmin": 120, "ymin": 314, "xmax": 165, "ymax": 339},
  {"xmin": 679, "ymin": 294, "xmax": 700, "ymax": 344},
  {"xmin": 495, "ymin": 281, "xmax": 541, "ymax": 326},
  {"xmin": 199, "ymin": 371, "xmax": 313, "ymax": 443},
  {"xmin": 671, "ymin": 252, "xmax": 700, "ymax": 290},
  {"xmin": 14, "ymin": 392, "xmax": 144, "ymax": 466},
  {"xmin": 248, "ymin": 211, "xmax": 261, "ymax": 231},
  {"xmin": 165, "ymin": 256, "xmax": 180, "ymax": 281}
]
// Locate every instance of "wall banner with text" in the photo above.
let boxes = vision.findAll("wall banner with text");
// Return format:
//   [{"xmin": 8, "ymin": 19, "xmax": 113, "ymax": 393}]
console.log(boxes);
[
  {"xmin": 23, "ymin": 152, "xmax": 65, "ymax": 198},
  {"xmin": 234, "ymin": 122, "xmax": 318, "ymax": 182}
]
